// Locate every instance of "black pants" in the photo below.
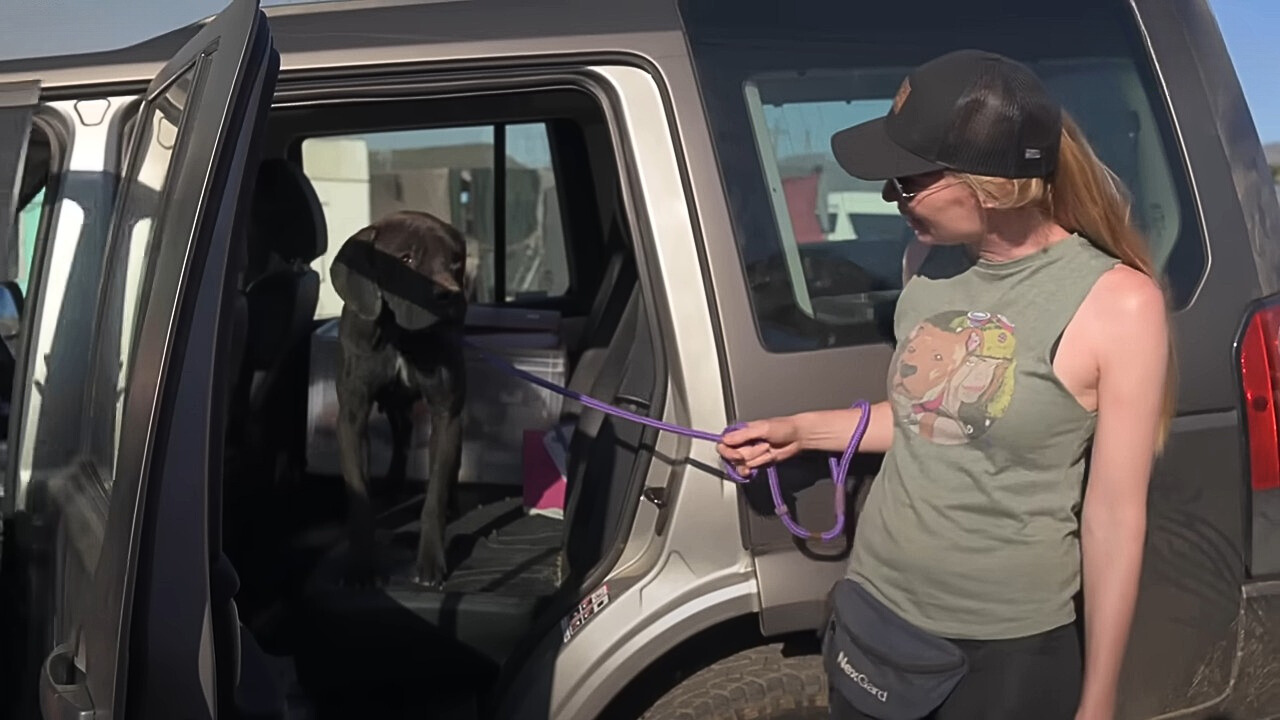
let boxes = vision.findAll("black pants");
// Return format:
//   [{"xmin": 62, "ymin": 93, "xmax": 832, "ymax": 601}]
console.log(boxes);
[{"xmin": 828, "ymin": 621, "xmax": 1083, "ymax": 720}]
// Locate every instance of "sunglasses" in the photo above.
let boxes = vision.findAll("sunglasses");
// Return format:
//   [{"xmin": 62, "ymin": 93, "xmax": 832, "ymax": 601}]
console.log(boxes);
[
  {"xmin": 890, "ymin": 173, "xmax": 954, "ymax": 202},
  {"xmin": 890, "ymin": 177, "xmax": 920, "ymax": 201}
]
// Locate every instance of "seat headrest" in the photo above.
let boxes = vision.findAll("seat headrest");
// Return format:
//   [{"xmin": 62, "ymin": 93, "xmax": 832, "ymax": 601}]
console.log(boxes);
[{"xmin": 249, "ymin": 158, "xmax": 328, "ymax": 264}]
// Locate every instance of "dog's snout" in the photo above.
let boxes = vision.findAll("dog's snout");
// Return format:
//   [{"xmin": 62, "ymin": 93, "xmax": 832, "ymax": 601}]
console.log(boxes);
[
  {"xmin": 900, "ymin": 363, "xmax": 918, "ymax": 378},
  {"xmin": 432, "ymin": 273, "xmax": 463, "ymax": 296}
]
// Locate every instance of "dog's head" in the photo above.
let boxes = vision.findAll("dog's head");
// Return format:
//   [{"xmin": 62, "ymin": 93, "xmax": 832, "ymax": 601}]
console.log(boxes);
[
  {"xmin": 330, "ymin": 210, "xmax": 468, "ymax": 331},
  {"xmin": 892, "ymin": 322, "xmax": 981, "ymax": 402}
]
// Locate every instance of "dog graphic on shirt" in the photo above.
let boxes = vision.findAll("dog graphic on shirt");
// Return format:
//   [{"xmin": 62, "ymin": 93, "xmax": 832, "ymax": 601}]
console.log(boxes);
[{"xmin": 891, "ymin": 310, "xmax": 1016, "ymax": 445}]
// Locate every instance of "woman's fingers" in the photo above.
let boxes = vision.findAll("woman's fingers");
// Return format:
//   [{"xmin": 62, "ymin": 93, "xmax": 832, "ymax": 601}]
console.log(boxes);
[
  {"xmin": 718, "ymin": 418, "xmax": 799, "ymax": 476},
  {"xmin": 721, "ymin": 420, "xmax": 771, "ymax": 448},
  {"xmin": 717, "ymin": 436, "xmax": 773, "ymax": 468}
]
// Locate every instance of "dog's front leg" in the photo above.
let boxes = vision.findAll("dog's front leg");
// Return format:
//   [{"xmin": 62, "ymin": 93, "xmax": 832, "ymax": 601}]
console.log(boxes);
[
  {"xmin": 337, "ymin": 382, "xmax": 379, "ymax": 587},
  {"xmin": 415, "ymin": 405, "xmax": 463, "ymax": 588},
  {"xmin": 383, "ymin": 396, "xmax": 413, "ymax": 497}
]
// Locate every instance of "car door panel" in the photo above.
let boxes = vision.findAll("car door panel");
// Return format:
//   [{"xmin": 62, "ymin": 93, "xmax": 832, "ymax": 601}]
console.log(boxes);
[
  {"xmin": 126, "ymin": 38, "xmax": 279, "ymax": 718},
  {"xmin": 23, "ymin": 0, "xmax": 278, "ymax": 717}
]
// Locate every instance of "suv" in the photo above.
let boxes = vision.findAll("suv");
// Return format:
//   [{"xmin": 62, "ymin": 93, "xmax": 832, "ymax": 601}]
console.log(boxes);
[{"xmin": 0, "ymin": 0, "xmax": 1277, "ymax": 718}]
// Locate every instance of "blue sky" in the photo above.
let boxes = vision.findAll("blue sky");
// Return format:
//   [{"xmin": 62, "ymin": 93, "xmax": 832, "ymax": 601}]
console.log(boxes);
[
  {"xmin": 1211, "ymin": 0, "xmax": 1280, "ymax": 143},
  {"xmin": 0, "ymin": 0, "xmax": 1277, "ymax": 143}
]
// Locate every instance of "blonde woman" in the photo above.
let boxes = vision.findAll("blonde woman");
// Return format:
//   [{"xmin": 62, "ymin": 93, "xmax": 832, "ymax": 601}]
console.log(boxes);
[{"xmin": 718, "ymin": 49, "xmax": 1172, "ymax": 720}]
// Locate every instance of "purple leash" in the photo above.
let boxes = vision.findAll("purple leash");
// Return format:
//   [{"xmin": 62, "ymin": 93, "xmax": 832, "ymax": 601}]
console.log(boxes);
[{"xmin": 465, "ymin": 341, "xmax": 872, "ymax": 542}]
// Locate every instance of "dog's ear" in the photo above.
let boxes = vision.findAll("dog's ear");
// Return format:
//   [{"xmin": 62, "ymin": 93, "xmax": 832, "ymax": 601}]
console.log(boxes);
[{"xmin": 331, "ymin": 226, "xmax": 383, "ymax": 320}]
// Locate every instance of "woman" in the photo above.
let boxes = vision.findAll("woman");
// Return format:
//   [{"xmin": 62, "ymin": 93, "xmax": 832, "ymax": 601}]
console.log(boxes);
[{"xmin": 717, "ymin": 49, "xmax": 1172, "ymax": 720}]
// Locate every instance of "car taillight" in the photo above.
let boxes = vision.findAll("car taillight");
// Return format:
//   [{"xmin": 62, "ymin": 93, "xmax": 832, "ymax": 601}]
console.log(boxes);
[{"xmin": 1240, "ymin": 302, "xmax": 1280, "ymax": 491}]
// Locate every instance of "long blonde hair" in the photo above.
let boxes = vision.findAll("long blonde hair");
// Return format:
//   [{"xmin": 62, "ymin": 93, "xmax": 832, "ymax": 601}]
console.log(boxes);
[{"xmin": 952, "ymin": 113, "xmax": 1177, "ymax": 451}]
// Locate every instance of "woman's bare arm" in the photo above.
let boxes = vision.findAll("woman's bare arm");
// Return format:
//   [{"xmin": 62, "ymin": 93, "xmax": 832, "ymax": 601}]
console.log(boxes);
[
  {"xmin": 1076, "ymin": 267, "xmax": 1168, "ymax": 719},
  {"xmin": 795, "ymin": 401, "xmax": 895, "ymax": 455},
  {"xmin": 717, "ymin": 401, "xmax": 894, "ymax": 477}
]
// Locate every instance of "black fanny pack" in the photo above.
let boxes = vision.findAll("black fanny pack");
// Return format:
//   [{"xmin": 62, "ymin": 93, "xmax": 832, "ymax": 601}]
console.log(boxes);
[{"xmin": 822, "ymin": 579, "xmax": 968, "ymax": 720}]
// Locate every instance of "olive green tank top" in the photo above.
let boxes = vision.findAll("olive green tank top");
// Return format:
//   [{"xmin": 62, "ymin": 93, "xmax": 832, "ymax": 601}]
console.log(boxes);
[{"xmin": 846, "ymin": 233, "xmax": 1121, "ymax": 640}]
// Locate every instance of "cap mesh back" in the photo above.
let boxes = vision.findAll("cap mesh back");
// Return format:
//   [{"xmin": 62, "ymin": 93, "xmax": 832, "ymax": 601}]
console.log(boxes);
[{"xmin": 938, "ymin": 62, "xmax": 1059, "ymax": 178}]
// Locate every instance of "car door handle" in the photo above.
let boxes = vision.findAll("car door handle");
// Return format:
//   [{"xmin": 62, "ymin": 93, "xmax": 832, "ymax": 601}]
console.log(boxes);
[{"xmin": 39, "ymin": 642, "xmax": 95, "ymax": 720}]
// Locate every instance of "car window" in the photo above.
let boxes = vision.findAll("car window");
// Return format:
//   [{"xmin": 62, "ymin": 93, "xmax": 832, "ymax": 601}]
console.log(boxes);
[
  {"xmin": 16, "ymin": 188, "xmax": 46, "ymax": 293},
  {"xmin": 679, "ymin": 0, "xmax": 1206, "ymax": 353},
  {"xmin": 85, "ymin": 65, "xmax": 196, "ymax": 488},
  {"xmin": 300, "ymin": 122, "xmax": 570, "ymax": 318}
]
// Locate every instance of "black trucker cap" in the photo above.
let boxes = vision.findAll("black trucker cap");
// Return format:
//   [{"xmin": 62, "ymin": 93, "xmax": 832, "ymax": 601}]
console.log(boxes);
[{"xmin": 831, "ymin": 49, "xmax": 1063, "ymax": 181}]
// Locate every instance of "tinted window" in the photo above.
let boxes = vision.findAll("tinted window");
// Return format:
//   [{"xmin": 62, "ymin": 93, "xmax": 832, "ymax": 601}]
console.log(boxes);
[
  {"xmin": 16, "ymin": 188, "xmax": 46, "ymax": 293},
  {"xmin": 301, "ymin": 122, "xmax": 570, "ymax": 318},
  {"xmin": 85, "ymin": 64, "xmax": 197, "ymax": 489},
  {"xmin": 679, "ymin": 0, "xmax": 1205, "ymax": 353}
]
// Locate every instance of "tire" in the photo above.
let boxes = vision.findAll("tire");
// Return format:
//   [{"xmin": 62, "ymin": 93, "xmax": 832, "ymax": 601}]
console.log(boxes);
[{"xmin": 639, "ymin": 643, "xmax": 830, "ymax": 720}]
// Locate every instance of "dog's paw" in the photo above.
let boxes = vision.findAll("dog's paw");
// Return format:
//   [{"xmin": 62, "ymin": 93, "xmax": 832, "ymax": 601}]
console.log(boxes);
[{"xmin": 410, "ymin": 560, "xmax": 447, "ymax": 589}]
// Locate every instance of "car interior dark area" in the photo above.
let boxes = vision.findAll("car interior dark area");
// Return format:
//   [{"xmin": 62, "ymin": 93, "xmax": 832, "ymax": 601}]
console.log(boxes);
[{"xmin": 214, "ymin": 85, "xmax": 663, "ymax": 717}]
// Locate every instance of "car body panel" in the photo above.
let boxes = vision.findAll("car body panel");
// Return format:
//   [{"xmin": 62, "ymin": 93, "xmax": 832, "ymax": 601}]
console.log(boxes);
[
  {"xmin": 0, "ymin": 0, "xmax": 686, "ymax": 92},
  {"xmin": 493, "ymin": 62, "xmax": 759, "ymax": 720}
]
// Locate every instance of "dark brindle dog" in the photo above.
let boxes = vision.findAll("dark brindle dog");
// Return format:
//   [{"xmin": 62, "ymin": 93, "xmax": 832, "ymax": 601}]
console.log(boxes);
[{"xmin": 330, "ymin": 210, "xmax": 468, "ymax": 588}]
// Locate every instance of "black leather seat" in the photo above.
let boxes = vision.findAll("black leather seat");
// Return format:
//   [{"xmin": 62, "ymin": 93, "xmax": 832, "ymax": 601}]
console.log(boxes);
[
  {"xmin": 234, "ymin": 158, "xmax": 328, "ymax": 491},
  {"xmin": 222, "ymin": 159, "xmax": 328, "ymax": 631}
]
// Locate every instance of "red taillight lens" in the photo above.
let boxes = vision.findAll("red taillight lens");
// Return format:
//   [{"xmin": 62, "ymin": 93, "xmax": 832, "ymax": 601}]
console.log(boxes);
[{"xmin": 1241, "ymin": 305, "xmax": 1280, "ymax": 491}]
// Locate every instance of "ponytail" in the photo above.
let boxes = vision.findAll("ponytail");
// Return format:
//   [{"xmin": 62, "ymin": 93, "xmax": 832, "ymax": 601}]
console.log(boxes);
[
  {"xmin": 1052, "ymin": 114, "xmax": 1177, "ymax": 450},
  {"xmin": 1049, "ymin": 114, "xmax": 1155, "ymax": 276}
]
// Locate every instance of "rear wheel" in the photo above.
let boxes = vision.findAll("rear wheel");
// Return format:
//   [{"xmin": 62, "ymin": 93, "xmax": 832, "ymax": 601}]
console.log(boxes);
[{"xmin": 640, "ymin": 643, "xmax": 829, "ymax": 720}]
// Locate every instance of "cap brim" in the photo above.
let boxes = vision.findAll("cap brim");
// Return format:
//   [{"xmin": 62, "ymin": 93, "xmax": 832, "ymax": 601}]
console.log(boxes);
[{"xmin": 830, "ymin": 117, "xmax": 945, "ymax": 181}]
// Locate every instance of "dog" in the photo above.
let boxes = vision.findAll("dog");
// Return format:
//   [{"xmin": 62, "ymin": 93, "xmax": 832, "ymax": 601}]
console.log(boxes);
[{"xmin": 329, "ymin": 209, "xmax": 469, "ymax": 588}]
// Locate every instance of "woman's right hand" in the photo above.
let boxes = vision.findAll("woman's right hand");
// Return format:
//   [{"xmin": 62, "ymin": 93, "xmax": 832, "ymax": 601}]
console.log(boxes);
[{"xmin": 716, "ymin": 416, "xmax": 803, "ymax": 477}]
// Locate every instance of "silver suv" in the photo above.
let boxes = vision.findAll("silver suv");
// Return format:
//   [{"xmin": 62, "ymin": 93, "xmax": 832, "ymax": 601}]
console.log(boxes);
[{"xmin": 0, "ymin": 0, "xmax": 1277, "ymax": 718}]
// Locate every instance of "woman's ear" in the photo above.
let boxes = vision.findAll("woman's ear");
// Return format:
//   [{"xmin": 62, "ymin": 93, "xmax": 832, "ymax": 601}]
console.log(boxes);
[{"xmin": 330, "ymin": 226, "xmax": 383, "ymax": 320}]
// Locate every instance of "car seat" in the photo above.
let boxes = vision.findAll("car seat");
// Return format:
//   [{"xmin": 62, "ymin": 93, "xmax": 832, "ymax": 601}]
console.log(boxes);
[{"xmin": 234, "ymin": 158, "xmax": 328, "ymax": 489}]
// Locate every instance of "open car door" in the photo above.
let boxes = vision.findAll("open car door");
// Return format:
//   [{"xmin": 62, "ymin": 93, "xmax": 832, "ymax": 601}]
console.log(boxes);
[{"xmin": 29, "ymin": 0, "xmax": 278, "ymax": 718}]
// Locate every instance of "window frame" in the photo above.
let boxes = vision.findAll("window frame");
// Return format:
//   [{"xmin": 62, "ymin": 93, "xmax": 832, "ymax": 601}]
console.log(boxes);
[
  {"xmin": 273, "ymin": 85, "xmax": 616, "ymax": 319},
  {"xmin": 298, "ymin": 120, "xmax": 570, "ymax": 306},
  {"xmin": 0, "ymin": 104, "xmax": 71, "ymax": 513},
  {"xmin": 249, "ymin": 66, "xmax": 678, "ymax": 638},
  {"xmin": 81, "ymin": 61, "xmax": 203, "ymax": 492}
]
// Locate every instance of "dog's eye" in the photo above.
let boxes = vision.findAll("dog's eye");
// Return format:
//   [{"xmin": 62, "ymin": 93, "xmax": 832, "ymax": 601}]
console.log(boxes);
[{"xmin": 399, "ymin": 253, "xmax": 414, "ymax": 265}]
